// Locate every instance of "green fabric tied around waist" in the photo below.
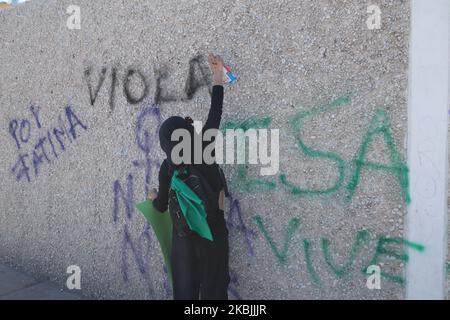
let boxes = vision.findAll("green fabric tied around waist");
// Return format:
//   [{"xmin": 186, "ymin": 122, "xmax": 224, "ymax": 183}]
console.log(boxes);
[{"xmin": 171, "ymin": 169, "xmax": 214, "ymax": 241}]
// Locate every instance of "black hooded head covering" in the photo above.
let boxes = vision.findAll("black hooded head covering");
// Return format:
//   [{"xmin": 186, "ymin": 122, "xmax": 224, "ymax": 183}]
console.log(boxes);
[
  {"xmin": 158, "ymin": 116, "xmax": 227, "ymax": 195},
  {"xmin": 159, "ymin": 116, "xmax": 195, "ymax": 165}
]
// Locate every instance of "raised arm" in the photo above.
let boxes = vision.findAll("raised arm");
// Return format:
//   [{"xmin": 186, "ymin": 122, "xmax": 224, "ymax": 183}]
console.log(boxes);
[{"xmin": 203, "ymin": 53, "xmax": 225, "ymax": 132}]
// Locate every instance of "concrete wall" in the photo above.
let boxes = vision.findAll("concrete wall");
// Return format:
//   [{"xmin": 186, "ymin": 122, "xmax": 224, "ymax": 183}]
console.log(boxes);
[{"xmin": 0, "ymin": 0, "xmax": 435, "ymax": 299}]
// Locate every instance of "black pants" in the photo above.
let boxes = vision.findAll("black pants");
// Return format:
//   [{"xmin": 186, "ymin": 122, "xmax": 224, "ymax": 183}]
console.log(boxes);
[{"xmin": 171, "ymin": 215, "xmax": 230, "ymax": 300}]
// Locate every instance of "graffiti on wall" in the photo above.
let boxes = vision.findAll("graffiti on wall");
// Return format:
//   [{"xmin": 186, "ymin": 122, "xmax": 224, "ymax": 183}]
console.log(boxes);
[
  {"xmin": 223, "ymin": 94, "xmax": 410, "ymax": 204},
  {"xmin": 254, "ymin": 215, "xmax": 425, "ymax": 287},
  {"xmin": 9, "ymin": 104, "xmax": 88, "ymax": 183},
  {"xmin": 111, "ymin": 104, "xmax": 168, "ymax": 298},
  {"xmin": 84, "ymin": 55, "xmax": 212, "ymax": 113}
]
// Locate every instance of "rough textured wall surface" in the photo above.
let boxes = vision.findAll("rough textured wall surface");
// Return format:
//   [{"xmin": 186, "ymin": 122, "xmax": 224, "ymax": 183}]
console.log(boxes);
[{"xmin": 0, "ymin": 0, "xmax": 416, "ymax": 299}]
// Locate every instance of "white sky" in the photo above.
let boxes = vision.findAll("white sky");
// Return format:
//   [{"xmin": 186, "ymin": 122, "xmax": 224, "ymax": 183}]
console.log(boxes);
[{"xmin": 2, "ymin": 0, "xmax": 31, "ymax": 4}]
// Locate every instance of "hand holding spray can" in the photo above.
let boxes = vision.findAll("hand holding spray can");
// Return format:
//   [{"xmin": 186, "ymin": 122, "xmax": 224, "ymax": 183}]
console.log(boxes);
[{"xmin": 209, "ymin": 53, "xmax": 237, "ymax": 84}]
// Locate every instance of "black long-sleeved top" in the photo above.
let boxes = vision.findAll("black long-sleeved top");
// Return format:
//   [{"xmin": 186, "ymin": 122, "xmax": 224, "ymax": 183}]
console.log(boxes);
[{"xmin": 153, "ymin": 85, "xmax": 224, "ymax": 213}]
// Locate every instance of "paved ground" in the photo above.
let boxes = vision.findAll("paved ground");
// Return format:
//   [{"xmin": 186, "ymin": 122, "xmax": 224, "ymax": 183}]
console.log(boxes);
[{"xmin": 0, "ymin": 263, "xmax": 83, "ymax": 300}]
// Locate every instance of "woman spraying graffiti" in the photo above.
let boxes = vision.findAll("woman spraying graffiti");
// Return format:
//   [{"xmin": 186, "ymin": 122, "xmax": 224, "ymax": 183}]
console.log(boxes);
[{"xmin": 148, "ymin": 53, "xmax": 230, "ymax": 300}]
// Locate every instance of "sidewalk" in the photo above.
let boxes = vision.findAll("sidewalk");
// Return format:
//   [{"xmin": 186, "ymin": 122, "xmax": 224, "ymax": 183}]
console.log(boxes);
[{"xmin": 0, "ymin": 263, "xmax": 83, "ymax": 300}]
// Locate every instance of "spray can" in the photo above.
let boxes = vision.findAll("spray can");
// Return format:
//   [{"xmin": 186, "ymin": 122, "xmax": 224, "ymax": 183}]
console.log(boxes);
[{"xmin": 223, "ymin": 65, "xmax": 237, "ymax": 84}]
